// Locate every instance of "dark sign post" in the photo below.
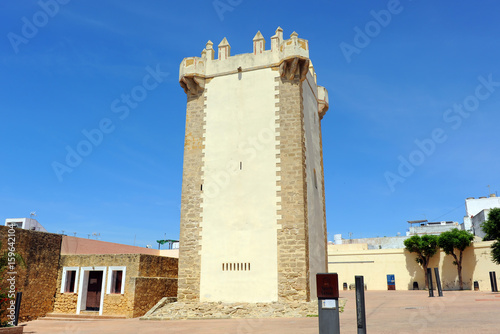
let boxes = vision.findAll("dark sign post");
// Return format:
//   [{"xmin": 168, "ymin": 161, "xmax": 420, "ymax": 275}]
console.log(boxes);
[
  {"xmin": 316, "ymin": 273, "xmax": 340, "ymax": 334},
  {"xmin": 14, "ymin": 292, "xmax": 22, "ymax": 326},
  {"xmin": 427, "ymin": 268, "xmax": 434, "ymax": 297},
  {"xmin": 490, "ymin": 272, "xmax": 498, "ymax": 292},
  {"xmin": 434, "ymin": 268, "xmax": 443, "ymax": 297},
  {"xmin": 355, "ymin": 276, "xmax": 367, "ymax": 334}
]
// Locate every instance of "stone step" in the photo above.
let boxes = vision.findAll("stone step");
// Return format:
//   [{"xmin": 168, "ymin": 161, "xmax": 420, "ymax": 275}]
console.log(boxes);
[{"xmin": 41, "ymin": 313, "xmax": 126, "ymax": 321}]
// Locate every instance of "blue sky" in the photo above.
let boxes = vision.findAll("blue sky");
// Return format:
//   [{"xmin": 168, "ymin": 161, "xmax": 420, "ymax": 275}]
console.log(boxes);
[{"xmin": 1, "ymin": 0, "xmax": 499, "ymax": 247}]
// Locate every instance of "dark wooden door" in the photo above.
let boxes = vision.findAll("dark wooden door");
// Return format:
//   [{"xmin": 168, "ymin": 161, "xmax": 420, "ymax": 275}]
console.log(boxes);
[{"xmin": 86, "ymin": 271, "xmax": 103, "ymax": 311}]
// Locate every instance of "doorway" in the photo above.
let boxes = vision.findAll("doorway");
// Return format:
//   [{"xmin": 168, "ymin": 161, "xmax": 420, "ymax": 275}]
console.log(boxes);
[
  {"xmin": 77, "ymin": 267, "xmax": 106, "ymax": 315},
  {"xmin": 86, "ymin": 271, "xmax": 103, "ymax": 311}
]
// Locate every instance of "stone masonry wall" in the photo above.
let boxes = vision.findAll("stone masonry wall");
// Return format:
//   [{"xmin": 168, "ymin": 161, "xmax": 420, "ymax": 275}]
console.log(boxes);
[
  {"xmin": 52, "ymin": 293, "xmax": 78, "ymax": 315},
  {"xmin": 318, "ymin": 121, "xmax": 328, "ymax": 270},
  {"xmin": 53, "ymin": 254, "xmax": 141, "ymax": 316},
  {"xmin": 132, "ymin": 277, "xmax": 178, "ymax": 317},
  {"xmin": 53, "ymin": 254, "xmax": 178, "ymax": 317},
  {"xmin": 178, "ymin": 86, "xmax": 206, "ymax": 302},
  {"xmin": 138, "ymin": 254, "xmax": 178, "ymax": 278},
  {"xmin": 0, "ymin": 226, "xmax": 62, "ymax": 322},
  {"xmin": 276, "ymin": 77, "xmax": 310, "ymax": 302}
]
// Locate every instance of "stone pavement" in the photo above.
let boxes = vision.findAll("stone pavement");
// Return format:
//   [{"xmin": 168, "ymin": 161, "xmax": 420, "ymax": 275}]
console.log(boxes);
[{"xmin": 21, "ymin": 290, "xmax": 500, "ymax": 333}]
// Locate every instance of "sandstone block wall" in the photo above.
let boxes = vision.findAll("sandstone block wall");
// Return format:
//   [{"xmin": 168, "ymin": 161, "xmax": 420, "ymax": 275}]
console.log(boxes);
[
  {"xmin": 53, "ymin": 254, "xmax": 178, "ymax": 318},
  {"xmin": 0, "ymin": 226, "xmax": 62, "ymax": 322},
  {"xmin": 178, "ymin": 88, "xmax": 206, "ymax": 302},
  {"xmin": 52, "ymin": 293, "xmax": 78, "ymax": 315},
  {"xmin": 132, "ymin": 277, "xmax": 178, "ymax": 317},
  {"xmin": 138, "ymin": 254, "xmax": 178, "ymax": 278},
  {"xmin": 276, "ymin": 77, "xmax": 310, "ymax": 302}
]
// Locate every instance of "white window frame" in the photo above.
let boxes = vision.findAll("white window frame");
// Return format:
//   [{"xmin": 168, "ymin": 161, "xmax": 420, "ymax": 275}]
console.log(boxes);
[
  {"xmin": 60, "ymin": 267, "xmax": 79, "ymax": 293},
  {"xmin": 106, "ymin": 266, "xmax": 126, "ymax": 294}
]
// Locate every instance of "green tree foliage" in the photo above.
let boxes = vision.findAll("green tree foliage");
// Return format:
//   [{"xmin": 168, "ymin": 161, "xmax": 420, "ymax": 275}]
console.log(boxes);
[
  {"xmin": 438, "ymin": 229, "xmax": 474, "ymax": 290},
  {"xmin": 482, "ymin": 208, "xmax": 500, "ymax": 264},
  {"xmin": 404, "ymin": 235, "xmax": 439, "ymax": 289},
  {"xmin": 0, "ymin": 241, "xmax": 26, "ymax": 327}
]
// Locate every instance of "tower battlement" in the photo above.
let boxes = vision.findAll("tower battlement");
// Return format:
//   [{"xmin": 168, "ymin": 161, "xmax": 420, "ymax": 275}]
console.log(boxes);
[{"xmin": 179, "ymin": 27, "xmax": 328, "ymax": 116}]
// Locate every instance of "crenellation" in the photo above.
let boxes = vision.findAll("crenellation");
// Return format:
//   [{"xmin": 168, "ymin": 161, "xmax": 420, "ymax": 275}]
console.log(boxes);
[
  {"xmin": 217, "ymin": 37, "xmax": 231, "ymax": 60},
  {"xmin": 179, "ymin": 28, "xmax": 318, "ymax": 88},
  {"xmin": 253, "ymin": 31, "xmax": 265, "ymax": 54},
  {"xmin": 205, "ymin": 40, "xmax": 214, "ymax": 60}
]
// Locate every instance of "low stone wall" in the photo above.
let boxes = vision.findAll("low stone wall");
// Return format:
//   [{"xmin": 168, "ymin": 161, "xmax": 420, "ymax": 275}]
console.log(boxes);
[
  {"xmin": 143, "ymin": 301, "xmax": 319, "ymax": 320},
  {"xmin": 132, "ymin": 277, "xmax": 178, "ymax": 318},
  {"xmin": 102, "ymin": 294, "xmax": 134, "ymax": 317},
  {"xmin": 0, "ymin": 226, "xmax": 62, "ymax": 323}
]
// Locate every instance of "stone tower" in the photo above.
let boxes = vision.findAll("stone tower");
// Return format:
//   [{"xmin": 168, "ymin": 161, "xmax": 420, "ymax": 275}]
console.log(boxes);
[{"xmin": 178, "ymin": 28, "xmax": 329, "ymax": 304}]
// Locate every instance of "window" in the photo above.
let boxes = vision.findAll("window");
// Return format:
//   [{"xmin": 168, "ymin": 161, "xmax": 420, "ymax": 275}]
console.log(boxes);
[
  {"xmin": 222, "ymin": 262, "xmax": 251, "ymax": 271},
  {"xmin": 313, "ymin": 168, "xmax": 318, "ymax": 189},
  {"xmin": 106, "ymin": 266, "xmax": 126, "ymax": 294},
  {"xmin": 110, "ymin": 271, "xmax": 122, "ymax": 293},
  {"xmin": 61, "ymin": 267, "xmax": 79, "ymax": 293},
  {"xmin": 65, "ymin": 271, "xmax": 76, "ymax": 292}
]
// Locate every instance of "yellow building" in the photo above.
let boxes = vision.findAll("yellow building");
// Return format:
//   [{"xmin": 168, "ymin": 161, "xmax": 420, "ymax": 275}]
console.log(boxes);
[{"xmin": 328, "ymin": 241, "xmax": 500, "ymax": 291}]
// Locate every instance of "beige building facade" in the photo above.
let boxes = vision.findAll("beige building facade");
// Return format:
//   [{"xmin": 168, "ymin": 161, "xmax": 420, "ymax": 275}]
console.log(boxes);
[
  {"xmin": 178, "ymin": 28, "xmax": 329, "ymax": 303},
  {"xmin": 328, "ymin": 241, "xmax": 500, "ymax": 291},
  {"xmin": 53, "ymin": 253, "xmax": 178, "ymax": 318}
]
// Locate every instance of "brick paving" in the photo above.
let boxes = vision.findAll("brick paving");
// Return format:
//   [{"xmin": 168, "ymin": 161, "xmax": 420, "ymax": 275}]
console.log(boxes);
[{"xmin": 21, "ymin": 290, "xmax": 500, "ymax": 333}]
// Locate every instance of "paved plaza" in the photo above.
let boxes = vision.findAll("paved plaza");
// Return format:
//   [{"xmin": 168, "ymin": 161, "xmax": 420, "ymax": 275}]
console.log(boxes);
[{"xmin": 21, "ymin": 290, "xmax": 500, "ymax": 333}]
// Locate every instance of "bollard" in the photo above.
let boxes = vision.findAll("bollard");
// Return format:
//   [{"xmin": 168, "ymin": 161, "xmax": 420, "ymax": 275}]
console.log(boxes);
[
  {"xmin": 427, "ymin": 268, "xmax": 434, "ymax": 297},
  {"xmin": 489, "ymin": 272, "xmax": 494, "ymax": 292},
  {"xmin": 355, "ymin": 275, "xmax": 367, "ymax": 334},
  {"xmin": 434, "ymin": 268, "xmax": 443, "ymax": 297},
  {"xmin": 14, "ymin": 292, "xmax": 22, "ymax": 326},
  {"xmin": 316, "ymin": 273, "xmax": 340, "ymax": 334},
  {"xmin": 490, "ymin": 272, "xmax": 499, "ymax": 292}
]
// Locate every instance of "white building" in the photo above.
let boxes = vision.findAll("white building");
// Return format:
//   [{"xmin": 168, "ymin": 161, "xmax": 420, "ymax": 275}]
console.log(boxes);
[
  {"xmin": 464, "ymin": 194, "xmax": 500, "ymax": 237},
  {"xmin": 406, "ymin": 220, "xmax": 460, "ymax": 236},
  {"xmin": 5, "ymin": 218, "xmax": 47, "ymax": 232}
]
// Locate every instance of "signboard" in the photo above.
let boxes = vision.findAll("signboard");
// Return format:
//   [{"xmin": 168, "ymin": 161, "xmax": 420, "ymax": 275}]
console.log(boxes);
[
  {"xmin": 316, "ymin": 273, "xmax": 339, "ymax": 299},
  {"xmin": 322, "ymin": 299, "xmax": 337, "ymax": 309}
]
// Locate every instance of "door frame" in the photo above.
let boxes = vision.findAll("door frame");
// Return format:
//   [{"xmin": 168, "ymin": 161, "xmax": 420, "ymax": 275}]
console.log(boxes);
[{"xmin": 76, "ymin": 266, "xmax": 107, "ymax": 315}]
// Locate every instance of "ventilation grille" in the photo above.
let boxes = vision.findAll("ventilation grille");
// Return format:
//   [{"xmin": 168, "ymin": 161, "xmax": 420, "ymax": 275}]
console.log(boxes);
[{"xmin": 222, "ymin": 263, "xmax": 251, "ymax": 271}]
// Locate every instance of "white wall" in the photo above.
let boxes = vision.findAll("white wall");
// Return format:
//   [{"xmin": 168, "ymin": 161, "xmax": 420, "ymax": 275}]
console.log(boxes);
[
  {"xmin": 199, "ymin": 68, "xmax": 279, "ymax": 302},
  {"xmin": 472, "ymin": 209, "xmax": 490, "ymax": 239},
  {"xmin": 5, "ymin": 218, "xmax": 47, "ymax": 232},
  {"xmin": 466, "ymin": 196, "xmax": 500, "ymax": 217},
  {"xmin": 302, "ymin": 71, "xmax": 327, "ymax": 299}
]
